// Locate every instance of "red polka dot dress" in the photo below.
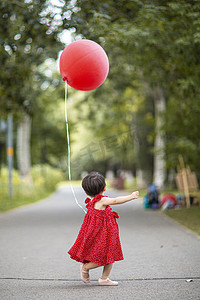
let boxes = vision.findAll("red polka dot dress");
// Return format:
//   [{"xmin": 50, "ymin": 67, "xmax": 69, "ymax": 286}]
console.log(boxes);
[{"xmin": 68, "ymin": 195, "xmax": 124, "ymax": 266}]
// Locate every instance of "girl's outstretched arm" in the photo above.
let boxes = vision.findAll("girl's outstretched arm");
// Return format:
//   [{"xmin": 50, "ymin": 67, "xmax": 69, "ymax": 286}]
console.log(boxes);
[{"xmin": 101, "ymin": 191, "xmax": 139, "ymax": 206}]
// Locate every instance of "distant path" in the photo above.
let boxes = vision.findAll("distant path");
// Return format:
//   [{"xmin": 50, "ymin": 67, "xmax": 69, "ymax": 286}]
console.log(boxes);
[{"xmin": 0, "ymin": 186, "xmax": 199, "ymax": 299}]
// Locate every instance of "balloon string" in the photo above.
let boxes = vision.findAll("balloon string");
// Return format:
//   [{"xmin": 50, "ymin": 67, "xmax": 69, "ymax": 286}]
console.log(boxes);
[{"xmin": 65, "ymin": 81, "xmax": 86, "ymax": 214}]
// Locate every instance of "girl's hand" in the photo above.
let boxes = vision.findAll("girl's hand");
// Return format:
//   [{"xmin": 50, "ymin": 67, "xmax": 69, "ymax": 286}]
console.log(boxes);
[{"xmin": 131, "ymin": 191, "xmax": 139, "ymax": 199}]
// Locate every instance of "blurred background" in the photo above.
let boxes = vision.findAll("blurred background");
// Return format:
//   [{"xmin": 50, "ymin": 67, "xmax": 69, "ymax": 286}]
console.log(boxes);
[{"xmin": 0, "ymin": 0, "xmax": 200, "ymax": 219}]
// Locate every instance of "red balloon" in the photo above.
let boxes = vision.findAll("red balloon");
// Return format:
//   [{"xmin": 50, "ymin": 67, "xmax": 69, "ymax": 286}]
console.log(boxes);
[{"xmin": 59, "ymin": 39, "xmax": 109, "ymax": 91}]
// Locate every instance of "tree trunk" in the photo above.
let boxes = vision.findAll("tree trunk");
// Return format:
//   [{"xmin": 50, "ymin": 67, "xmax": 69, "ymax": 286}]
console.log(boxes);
[
  {"xmin": 17, "ymin": 114, "xmax": 32, "ymax": 179},
  {"xmin": 132, "ymin": 118, "xmax": 152, "ymax": 188},
  {"xmin": 153, "ymin": 87, "xmax": 166, "ymax": 189},
  {"xmin": 136, "ymin": 169, "xmax": 152, "ymax": 189}
]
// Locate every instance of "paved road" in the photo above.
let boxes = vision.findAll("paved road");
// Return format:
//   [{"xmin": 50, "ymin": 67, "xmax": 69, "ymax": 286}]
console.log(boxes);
[{"xmin": 0, "ymin": 186, "xmax": 199, "ymax": 300}]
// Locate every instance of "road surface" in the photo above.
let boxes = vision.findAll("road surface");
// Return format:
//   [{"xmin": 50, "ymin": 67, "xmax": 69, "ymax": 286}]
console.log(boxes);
[{"xmin": 0, "ymin": 186, "xmax": 199, "ymax": 299}]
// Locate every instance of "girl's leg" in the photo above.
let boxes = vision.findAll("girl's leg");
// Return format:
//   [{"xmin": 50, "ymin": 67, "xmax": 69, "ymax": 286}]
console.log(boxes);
[
  {"xmin": 83, "ymin": 262, "xmax": 101, "ymax": 271},
  {"xmin": 98, "ymin": 263, "xmax": 118, "ymax": 285},
  {"xmin": 101, "ymin": 263, "xmax": 113, "ymax": 280},
  {"xmin": 82, "ymin": 262, "xmax": 101, "ymax": 280}
]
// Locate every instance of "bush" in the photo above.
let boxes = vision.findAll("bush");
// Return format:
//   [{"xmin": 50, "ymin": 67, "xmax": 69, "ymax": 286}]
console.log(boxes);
[{"xmin": 31, "ymin": 164, "xmax": 64, "ymax": 191}]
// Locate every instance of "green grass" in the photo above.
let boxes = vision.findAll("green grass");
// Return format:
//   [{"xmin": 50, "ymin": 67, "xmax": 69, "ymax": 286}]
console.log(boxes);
[
  {"xmin": 164, "ymin": 206, "xmax": 200, "ymax": 235},
  {"xmin": 58, "ymin": 180, "xmax": 82, "ymax": 186},
  {"xmin": 0, "ymin": 186, "xmax": 54, "ymax": 212},
  {"xmin": 0, "ymin": 165, "xmax": 64, "ymax": 213}
]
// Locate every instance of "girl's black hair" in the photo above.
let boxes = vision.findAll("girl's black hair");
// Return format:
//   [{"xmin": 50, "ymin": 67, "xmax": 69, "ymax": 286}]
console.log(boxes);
[{"xmin": 82, "ymin": 171, "xmax": 106, "ymax": 197}]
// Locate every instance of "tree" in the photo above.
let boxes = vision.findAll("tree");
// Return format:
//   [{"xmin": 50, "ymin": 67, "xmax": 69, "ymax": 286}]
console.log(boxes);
[
  {"xmin": 0, "ymin": 0, "xmax": 66, "ymax": 114},
  {"xmin": 66, "ymin": 0, "xmax": 167, "ymax": 185},
  {"xmin": 31, "ymin": 69, "xmax": 68, "ymax": 168},
  {"xmin": 0, "ymin": 0, "xmax": 69, "ymax": 177},
  {"xmin": 66, "ymin": 0, "xmax": 200, "ymax": 185}
]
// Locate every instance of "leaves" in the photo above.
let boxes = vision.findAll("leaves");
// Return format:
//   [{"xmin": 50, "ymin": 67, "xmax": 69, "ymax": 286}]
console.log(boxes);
[
  {"xmin": 66, "ymin": 0, "xmax": 200, "ymax": 179},
  {"xmin": 0, "ymin": 0, "xmax": 68, "ymax": 116}
]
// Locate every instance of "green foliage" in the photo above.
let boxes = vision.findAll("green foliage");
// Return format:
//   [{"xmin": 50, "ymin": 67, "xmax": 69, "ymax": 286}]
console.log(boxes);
[
  {"xmin": 66, "ymin": 0, "xmax": 200, "ymax": 181},
  {"xmin": 31, "ymin": 70, "xmax": 67, "ymax": 166},
  {"xmin": 31, "ymin": 164, "xmax": 64, "ymax": 190},
  {"xmin": 67, "ymin": 83, "xmax": 141, "ymax": 178},
  {"xmin": 0, "ymin": 164, "xmax": 64, "ymax": 212},
  {"xmin": 165, "ymin": 95, "xmax": 200, "ymax": 176},
  {"xmin": 0, "ymin": 0, "xmax": 68, "ymax": 116},
  {"xmin": 1, "ymin": 0, "xmax": 200, "ymax": 183},
  {"xmin": 164, "ymin": 206, "xmax": 200, "ymax": 236}
]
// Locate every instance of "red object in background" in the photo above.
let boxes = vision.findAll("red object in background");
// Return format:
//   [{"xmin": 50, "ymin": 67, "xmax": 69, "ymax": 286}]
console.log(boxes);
[
  {"xmin": 59, "ymin": 39, "xmax": 109, "ymax": 91},
  {"xmin": 161, "ymin": 194, "xmax": 177, "ymax": 205}
]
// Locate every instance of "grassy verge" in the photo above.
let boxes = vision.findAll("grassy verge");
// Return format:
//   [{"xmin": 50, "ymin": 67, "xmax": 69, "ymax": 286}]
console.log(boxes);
[
  {"xmin": 163, "ymin": 206, "xmax": 200, "ymax": 235},
  {"xmin": 0, "ymin": 188, "xmax": 54, "ymax": 212},
  {"xmin": 124, "ymin": 183, "xmax": 200, "ymax": 236},
  {"xmin": 159, "ymin": 190, "xmax": 200, "ymax": 235},
  {"xmin": 58, "ymin": 180, "xmax": 82, "ymax": 186},
  {"xmin": 0, "ymin": 165, "xmax": 64, "ymax": 213}
]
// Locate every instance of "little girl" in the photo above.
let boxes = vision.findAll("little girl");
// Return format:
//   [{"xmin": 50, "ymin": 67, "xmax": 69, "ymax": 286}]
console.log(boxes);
[{"xmin": 68, "ymin": 171, "xmax": 139, "ymax": 286}]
